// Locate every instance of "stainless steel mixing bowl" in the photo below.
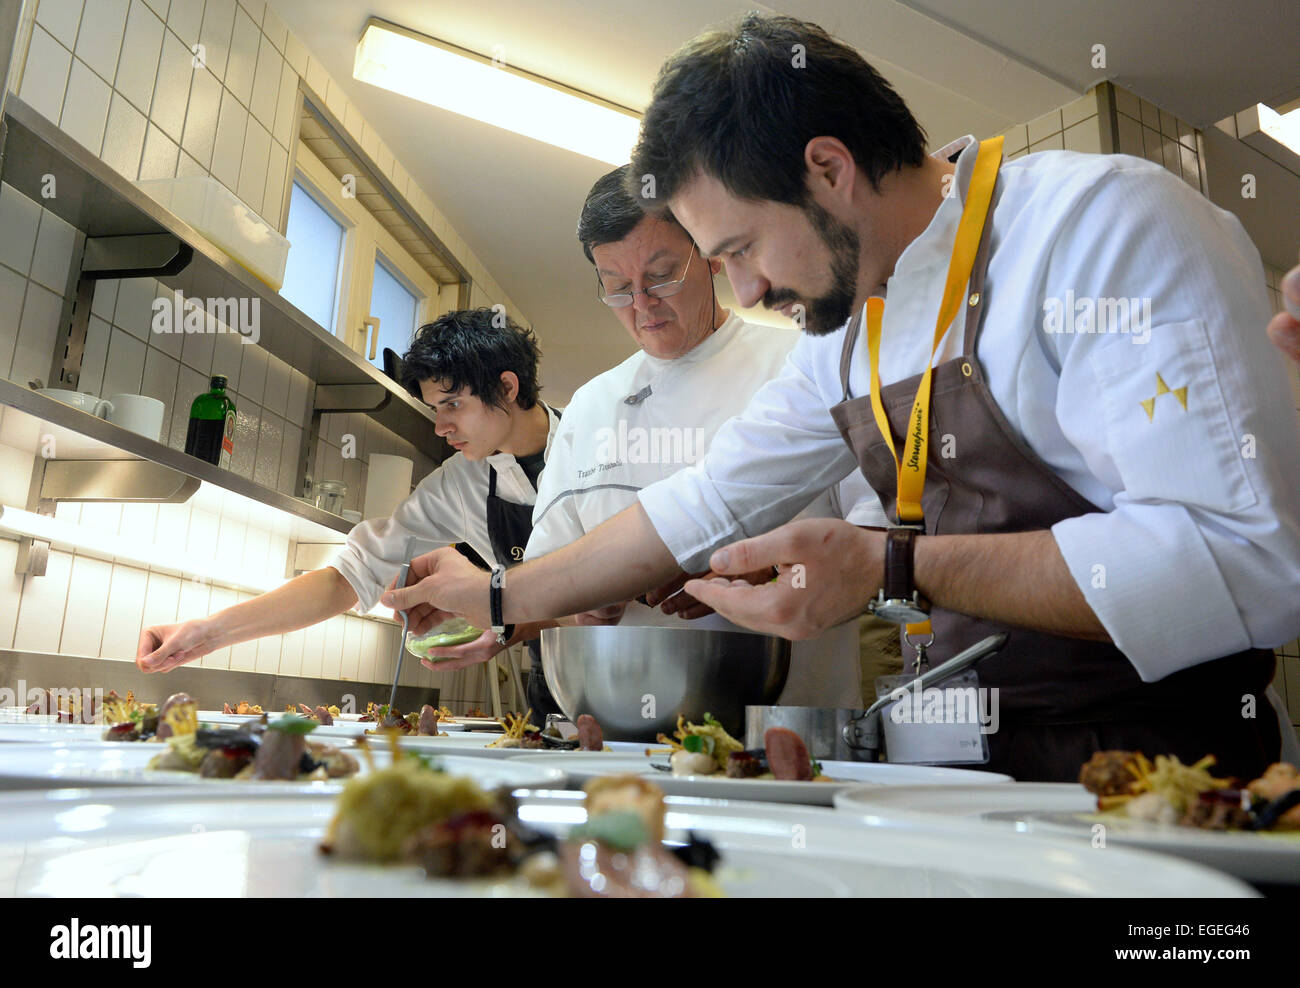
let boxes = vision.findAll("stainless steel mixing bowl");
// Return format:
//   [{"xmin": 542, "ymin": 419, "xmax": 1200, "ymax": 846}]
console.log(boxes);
[{"xmin": 539, "ymin": 625, "xmax": 791, "ymax": 742}]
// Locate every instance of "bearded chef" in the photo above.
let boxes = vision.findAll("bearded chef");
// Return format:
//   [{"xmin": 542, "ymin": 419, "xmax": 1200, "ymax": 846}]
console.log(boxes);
[{"xmin": 383, "ymin": 14, "xmax": 1300, "ymax": 782}]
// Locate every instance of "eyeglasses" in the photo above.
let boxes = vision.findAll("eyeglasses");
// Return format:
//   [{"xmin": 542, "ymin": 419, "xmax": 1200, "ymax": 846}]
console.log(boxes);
[{"xmin": 598, "ymin": 246, "xmax": 696, "ymax": 308}]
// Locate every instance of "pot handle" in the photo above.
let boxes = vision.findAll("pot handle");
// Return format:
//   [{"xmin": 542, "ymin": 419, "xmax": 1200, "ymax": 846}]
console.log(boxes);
[{"xmin": 842, "ymin": 633, "xmax": 1008, "ymax": 755}]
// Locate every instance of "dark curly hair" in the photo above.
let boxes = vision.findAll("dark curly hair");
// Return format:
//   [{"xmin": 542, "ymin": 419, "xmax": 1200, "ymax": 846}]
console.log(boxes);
[
  {"xmin": 629, "ymin": 12, "xmax": 927, "ymax": 210},
  {"xmin": 401, "ymin": 308, "xmax": 541, "ymax": 411}
]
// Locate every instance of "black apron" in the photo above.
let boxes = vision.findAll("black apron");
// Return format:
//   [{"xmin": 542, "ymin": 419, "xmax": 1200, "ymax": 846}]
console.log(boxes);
[
  {"xmin": 485, "ymin": 439, "xmax": 561, "ymax": 718},
  {"xmin": 828, "ymin": 160, "xmax": 1278, "ymax": 783}
]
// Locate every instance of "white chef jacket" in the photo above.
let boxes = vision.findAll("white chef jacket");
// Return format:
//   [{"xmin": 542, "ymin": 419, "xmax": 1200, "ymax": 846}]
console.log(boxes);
[
  {"xmin": 638, "ymin": 135, "xmax": 1300, "ymax": 683},
  {"xmin": 331, "ymin": 405, "xmax": 562, "ymax": 611},
  {"xmin": 526, "ymin": 311, "xmax": 866, "ymax": 707}
]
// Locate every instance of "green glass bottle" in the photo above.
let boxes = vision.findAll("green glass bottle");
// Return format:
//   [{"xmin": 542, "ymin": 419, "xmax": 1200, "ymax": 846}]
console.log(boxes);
[{"xmin": 185, "ymin": 374, "xmax": 237, "ymax": 468}]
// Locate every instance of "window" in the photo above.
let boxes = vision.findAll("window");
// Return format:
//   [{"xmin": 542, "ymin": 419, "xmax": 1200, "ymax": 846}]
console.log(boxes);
[
  {"xmin": 368, "ymin": 254, "xmax": 420, "ymax": 370},
  {"xmin": 280, "ymin": 181, "xmax": 346, "ymax": 333}
]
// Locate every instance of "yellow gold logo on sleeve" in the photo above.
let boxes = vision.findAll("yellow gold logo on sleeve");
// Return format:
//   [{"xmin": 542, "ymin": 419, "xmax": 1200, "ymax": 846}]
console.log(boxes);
[{"xmin": 1140, "ymin": 372, "xmax": 1188, "ymax": 421}]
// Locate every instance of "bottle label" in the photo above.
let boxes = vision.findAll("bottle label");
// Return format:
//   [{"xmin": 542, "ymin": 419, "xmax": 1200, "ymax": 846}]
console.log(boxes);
[{"xmin": 219, "ymin": 409, "xmax": 236, "ymax": 469}]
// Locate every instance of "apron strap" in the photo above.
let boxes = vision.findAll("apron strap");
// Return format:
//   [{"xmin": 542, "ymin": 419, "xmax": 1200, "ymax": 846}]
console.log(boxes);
[
  {"xmin": 960, "ymin": 177, "xmax": 1003, "ymax": 356},
  {"xmin": 838, "ymin": 307, "xmax": 864, "ymax": 402},
  {"xmin": 487, "ymin": 464, "xmax": 498, "ymax": 498}
]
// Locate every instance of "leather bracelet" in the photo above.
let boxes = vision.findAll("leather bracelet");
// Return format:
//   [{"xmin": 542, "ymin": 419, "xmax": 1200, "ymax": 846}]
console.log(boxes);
[
  {"xmin": 490, "ymin": 565, "xmax": 514, "ymax": 643},
  {"xmin": 883, "ymin": 528, "xmax": 919, "ymax": 601}
]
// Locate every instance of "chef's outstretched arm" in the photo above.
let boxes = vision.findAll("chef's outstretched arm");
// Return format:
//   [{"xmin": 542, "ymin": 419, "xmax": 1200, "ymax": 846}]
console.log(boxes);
[
  {"xmin": 682, "ymin": 519, "xmax": 1109, "ymax": 641},
  {"xmin": 381, "ymin": 503, "xmax": 681, "ymax": 627}
]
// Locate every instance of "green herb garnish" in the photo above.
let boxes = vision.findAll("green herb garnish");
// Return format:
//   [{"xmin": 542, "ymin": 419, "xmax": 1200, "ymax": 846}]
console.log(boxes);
[
  {"xmin": 269, "ymin": 713, "xmax": 318, "ymax": 735},
  {"xmin": 682, "ymin": 734, "xmax": 715, "ymax": 756},
  {"xmin": 702, "ymin": 712, "xmax": 723, "ymax": 728},
  {"xmin": 570, "ymin": 811, "xmax": 649, "ymax": 852},
  {"xmin": 810, "ymin": 758, "xmax": 823, "ymax": 777},
  {"xmin": 407, "ymin": 752, "xmax": 443, "ymax": 772}
]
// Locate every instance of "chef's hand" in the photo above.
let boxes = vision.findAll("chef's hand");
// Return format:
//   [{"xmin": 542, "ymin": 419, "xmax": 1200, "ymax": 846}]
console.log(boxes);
[
  {"xmin": 1266, "ymin": 258, "xmax": 1300, "ymax": 363},
  {"xmin": 648, "ymin": 568, "xmax": 779, "ymax": 620},
  {"xmin": 573, "ymin": 601, "xmax": 628, "ymax": 626},
  {"xmin": 136, "ymin": 619, "xmax": 218, "ymax": 672},
  {"xmin": 380, "ymin": 546, "xmax": 493, "ymax": 630},
  {"xmin": 420, "ymin": 628, "xmax": 505, "ymax": 672},
  {"xmin": 682, "ymin": 519, "xmax": 883, "ymax": 639}
]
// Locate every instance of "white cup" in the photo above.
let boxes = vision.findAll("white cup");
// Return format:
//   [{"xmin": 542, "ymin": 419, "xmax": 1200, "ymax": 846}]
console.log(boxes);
[
  {"xmin": 106, "ymin": 394, "xmax": 165, "ymax": 441},
  {"xmin": 38, "ymin": 389, "xmax": 114, "ymax": 417}
]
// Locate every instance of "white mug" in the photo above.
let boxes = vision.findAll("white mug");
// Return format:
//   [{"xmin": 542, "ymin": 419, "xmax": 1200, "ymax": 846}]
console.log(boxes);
[
  {"xmin": 106, "ymin": 394, "xmax": 165, "ymax": 441},
  {"xmin": 38, "ymin": 389, "xmax": 113, "ymax": 418}
]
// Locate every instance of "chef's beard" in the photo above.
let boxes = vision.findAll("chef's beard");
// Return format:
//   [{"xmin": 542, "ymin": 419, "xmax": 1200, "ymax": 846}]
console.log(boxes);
[{"xmin": 763, "ymin": 199, "xmax": 861, "ymax": 336}]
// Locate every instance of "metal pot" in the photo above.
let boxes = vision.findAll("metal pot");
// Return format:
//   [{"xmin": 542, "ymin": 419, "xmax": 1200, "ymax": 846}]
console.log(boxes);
[
  {"xmin": 540, "ymin": 625, "xmax": 790, "ymax": 742},
  {"xmin": 745, "ymin": 706, "xmax": 872, "ymax": 762}
]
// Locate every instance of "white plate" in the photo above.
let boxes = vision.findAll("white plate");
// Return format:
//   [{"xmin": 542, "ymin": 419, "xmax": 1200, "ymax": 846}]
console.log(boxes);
[
  {"xmin": 832, "ymin": 782, "xmax": 1300, "ymax": 885},
  {"xmin": 384, "ymin": 735, "xmax": 662, "ymax": 760},
  {"xmin": 516, "ymin": 753, "xmax": 1012, "ymax": 805},
  {"xmin": 0, "ymin": 787, "xmax": 1252, "ymax": 897},
  {"xmin": 0, "ymin": 743, "xmax": 564, "ymax": 793}
]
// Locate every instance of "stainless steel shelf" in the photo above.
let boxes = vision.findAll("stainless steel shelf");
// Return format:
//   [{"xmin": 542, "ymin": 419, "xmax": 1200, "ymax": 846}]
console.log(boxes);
[
  {"xmin": 0, "ymin": 378, "xmax": 353, "ymax": 538},
  {"xmin": 0, "ymin": 96, "xmax": 448, "ymax": 460}
]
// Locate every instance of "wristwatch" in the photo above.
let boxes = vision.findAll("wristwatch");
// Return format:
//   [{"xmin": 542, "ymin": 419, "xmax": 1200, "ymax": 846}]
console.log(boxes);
[
  {"xmin": 489, "ymin": 564, "xmax": 515, "ymax": 645},
  {"xmin": 867, "ymin": 526, "xmax": 931, "ymax": 625}
]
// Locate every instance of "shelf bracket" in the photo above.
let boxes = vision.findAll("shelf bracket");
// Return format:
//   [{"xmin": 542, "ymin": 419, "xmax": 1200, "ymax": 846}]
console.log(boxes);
[{"xmin": 49, "ymin": 234, "xmax": 194, "ymax": 391}]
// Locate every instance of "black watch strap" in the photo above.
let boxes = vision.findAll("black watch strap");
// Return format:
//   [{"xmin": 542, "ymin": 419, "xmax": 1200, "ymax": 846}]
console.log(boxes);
[
  {"xmin": 490, "ymin": 565, "xmax": 514, "ymax": 642},
  {"xmin": 883, "ymin": 527, "xmax": 919, "ymax": 600}
]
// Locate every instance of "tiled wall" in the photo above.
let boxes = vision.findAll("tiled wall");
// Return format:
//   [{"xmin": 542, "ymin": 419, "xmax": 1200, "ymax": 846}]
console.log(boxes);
[{"xmin": 0, "ymin": 0, "xmax": 540, "ymax": 710}]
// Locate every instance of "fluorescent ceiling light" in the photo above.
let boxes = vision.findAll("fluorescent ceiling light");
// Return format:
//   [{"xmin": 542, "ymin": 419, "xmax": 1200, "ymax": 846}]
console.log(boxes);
[
  {"xmin": 354, "ymin": 19, "xmax": 640, "ymax": 166},
  {"xmin": 1258, "ymin": 103, "xmax": 1300, "ymax": 158}
]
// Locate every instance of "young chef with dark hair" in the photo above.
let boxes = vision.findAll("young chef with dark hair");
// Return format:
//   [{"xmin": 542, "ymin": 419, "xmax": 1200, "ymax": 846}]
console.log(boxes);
[
  {"xmin": 382, "ymin": 13, "xmax": 1300, "ymax": 781},
  {"xmin": 136, "ymin": 307, "xmax": 570, "ymax": 714}
]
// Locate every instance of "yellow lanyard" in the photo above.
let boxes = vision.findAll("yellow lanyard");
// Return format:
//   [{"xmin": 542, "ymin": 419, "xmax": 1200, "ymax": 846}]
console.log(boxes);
[{"xmin": 865, "ymin": 136, "xmax": 1004, "ymax": 526}]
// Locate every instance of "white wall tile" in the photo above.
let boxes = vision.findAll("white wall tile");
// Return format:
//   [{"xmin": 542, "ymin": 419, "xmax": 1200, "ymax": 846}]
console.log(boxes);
[
  {"xmin": 0, "ymin": 439, "xmax": 34, "ymax": 507},
  {"xmin": 100, "ymin": 93, "xmax": 148, "ymax": 180},
  {"xmin": 300, "ymin": 618, "xmax": 324, "ymax": 677},
  {"xmin": 59, "ymin": 58, "xmax": 112, "ymax": 154},
  {"xmin": 14, "ymin": 549, "xmax": 72, "ymax": 652},
  {"xmin": 210, "ymin": 325, "xmax": 244, "ymax": 385},
  {"xmin": 197, "ymin": 0, "xmax": 234, "ymax": 81},
  {"xmin": 323, "ymin": 75, "xmax": 345, "ymax": 121},
  {"xmin": 166, "ymin": 0, "xmax": 204, "ymax": 46},
  {"xmin": 100, "ymin": 565, "xmax": 148, "ymax": 659},
  {"xmin": 181, "ymin": 65, "xmax": 223, "ymax": 168},
  {"xmin": 35, "ymin": 0, "xmax": 83, "ymax": 49},
  {"xmin": 237, "ymin": 118, "xmax": 271, "ymax": 212},
  {"xmin": 115, "ymin": 0, "xmax": 165, "ymax": 115},
  {"xmin": 180, "ymin": 310, "xmax": 216, "ymax": 372},
  {"xmin": 253, "ymin": 412, "xmax": 282, "ymax": 489},
  {"xmin": 210, "ymin": 89, "xmax": 247, "ymax": 192},
  {"xmin": 1029, "ymin": 132, "xmax": 1065, "ymax": 154},
  {"xmin": 278, "ymin": 422, "xmax": 301, "ymax": 495},
  {"xmin": 184, "ymin": 506, "xmax": 218, "ymax": 564},
  {"xmin": 224, "ymin": 5, "xmax": 259, "ymax": 106},
  {"xmin": 321, "ymin": 614, "xmax": 343, "ymax": 679},
  {"xmin": 138, "ymin": 123, "xmax": 179, "ymax": 180},
  {"xmin": 1063, "ymin": 119, "xmax": 1103, "ymax": 155},
  {"xmin": 79, "ymin": 502, "xmax": 122, "ymax": 534},
  {"xmin": 139, "ymin": 346, "xmax": 179, "ymax": 441},
  {"xmin": 283, "ymin": 31, "xmax": 306, "ymax": 77},
  {"xmin": 141, "ymin": 571, "xmax": 180, "ymax": 628},
  {"xmin": 141, "ymin": 0, "xmax": 168, "ymax": 18},
  {"xmin": 113, "ymin": 277, "xmax": 158, "ymax": 342},
  {"xmin": 254, "ymin": 633, "xmax": 280, "ymax": 673},
  {"xmin": 229, "ymin": 629, "xmax": 260, "ymax": 671},
  {"xmin": 272, "ymin": 59, "xmax": 297, "ymax": 148},
  {"xmin": 0, "ymin": 538, "xmax": 24, "ymax": 649},
  {"xmin": 237, "ymin": 341, "xmax": 266, "ymax": 405},
  {"xmin": 238, "ymin": 0, "xmax": 265, "ymax": 26},
  {"xmin": 150, "ymin": 30, "xmax": 195, "ymax": 143},
  {"xmin": 279, "ymin": 626, "xmax": 304, "ymax": 677},
  {"xmin": 0, "ymin": 183, "xmax": 42, "ymax": 275},
  {"xmin": 340, "ymin": 614, "xmax": 362, "ymax": 680},
  {"xmin": 74, "ymin": 0, "xmax": 129, "ymax": 83},
  {"xmin": 359, "ymin": 619, "xmax": 378, "ymax": 683},
  {"xmin": 303, "ymin": 54, "xmax": 327, "ymax": 101},
  {"xmin": 266, "ymin": 533, "xmax": 288, "ymax": 583},
  {"xmin": 10, "ymin": 281, "xmax": 63, "ymax": 388},
  {"xmin": 260, "ymin": 4, "xmax": 286, "ymax": 52},
  {"xmin": 118, "ymin": 503, "xmax": 159, "ymax": 544},
  {"xmin": 154, "ymin": 501, "xmax": 191, "ymax": 553},
  {"xmin": 59, "ymin": 555, "xmax": 111, "ymax": 656},
  {"xmin": 76, "ymin": 315, "xmax": 111, "ymax": 395},
  {"xmin": 30, "ymin": 209, "xmax": 77, "ymax": 294},
  {"xmin": 249, "ymin": 30, "xmax": 281, "ymax": 128},
  {"xmin": 230, "ymin": 401, "xmax": 258, "ymax": 479},
  {"xmin": 262, "ymin": 138, "xmax": 288, "ymax": 228},
  {"xmin": 239, "ymin": 522, "xmax": 269, "ymax": 575},
  {"xmin": 102, "ymin": 327, "xmax": 146, "ymax": 398}
]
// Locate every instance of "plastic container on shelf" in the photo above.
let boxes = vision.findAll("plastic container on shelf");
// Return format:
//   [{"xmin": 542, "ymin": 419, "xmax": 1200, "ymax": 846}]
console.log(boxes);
[{"xmin": 135, "ymin": 175, "xmax": 290, "ymax": 291}]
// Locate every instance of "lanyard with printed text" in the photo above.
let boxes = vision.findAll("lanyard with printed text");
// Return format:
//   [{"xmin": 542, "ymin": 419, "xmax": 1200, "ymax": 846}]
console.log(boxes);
[{"xmin": 865, "ymin": 136, "xmax": 1003, "ymax": 639}]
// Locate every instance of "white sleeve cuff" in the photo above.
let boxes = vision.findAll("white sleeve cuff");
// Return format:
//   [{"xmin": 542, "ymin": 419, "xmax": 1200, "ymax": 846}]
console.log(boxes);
[
  {"xmin": 328, "ymin": 546, "xmax": 386, "ymax": 613},
  {"xmin": 638, "ymin": 465, "xmax": 746, "ymax": 573},
  {"xmin": 1051, "ymin": 502, "xmax": 1252, "ymax": 682}
]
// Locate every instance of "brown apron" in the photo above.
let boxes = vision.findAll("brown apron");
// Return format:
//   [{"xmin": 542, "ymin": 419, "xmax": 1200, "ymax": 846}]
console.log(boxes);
[{"xmin": 828, "ymin": 168, "xmax": 1278, "ymax": 783}]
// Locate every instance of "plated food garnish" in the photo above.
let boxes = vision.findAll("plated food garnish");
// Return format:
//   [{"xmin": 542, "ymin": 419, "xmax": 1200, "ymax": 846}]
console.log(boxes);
[
  {"xmin": 360, "ymin": 702, "xmax": 446, "ymax": 736},
  {"xmin": 148, "ymin": 713, "xmax": 359, "ymax": 781},
  {"xmin": 483, "ymin": 710, "xmax": 604, "ymax": 750},
  {"xmin": 222, "ymin": 701, "xmax": 264, "ymax": 715},
  {"xmin": 320, "ymin": 743, "xmax": 720, "ymax": 896},
  {"xmin": 655, "ymin": 716, "xmax": 832, "ymax": 782},
  {"xmin": 1079, "ymin": 750, "xmax": 1300, "ymax": 832}
]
